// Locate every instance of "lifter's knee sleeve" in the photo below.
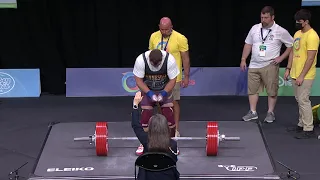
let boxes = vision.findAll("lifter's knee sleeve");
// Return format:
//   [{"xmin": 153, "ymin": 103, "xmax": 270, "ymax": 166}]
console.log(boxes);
[
  {"xmin": 162, "ymin": 107, "xmax": 176, "ymax": 137},
  {"xmin": 141, "ymin": 109, "xmax": 153, "ymax": 130},
  {"xmin": 161, "ymin": 107, "xmax": 176, "ymax": 128}
]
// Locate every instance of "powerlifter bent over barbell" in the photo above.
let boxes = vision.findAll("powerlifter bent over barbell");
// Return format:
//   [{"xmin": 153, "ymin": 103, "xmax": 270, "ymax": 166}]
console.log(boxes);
[{"xmin": 133, "ymin": 49, "xmax": 180, "ymax": 156}]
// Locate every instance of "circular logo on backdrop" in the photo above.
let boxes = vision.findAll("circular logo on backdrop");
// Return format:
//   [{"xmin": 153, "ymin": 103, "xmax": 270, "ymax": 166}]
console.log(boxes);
[
  {"xmin": 278, "ymin": 75, "xmax": 292, "ymax": 87},
  {"xmin": 122, "ymin": 72, "xmax": 139, "ymax": 93},
  {"xmin": 278, "ymin": 76, "xmax": 285, "ymax": 87},
  {"xmin": 0, "ymin": 72, "xmax": 15, "ymax": 94}
]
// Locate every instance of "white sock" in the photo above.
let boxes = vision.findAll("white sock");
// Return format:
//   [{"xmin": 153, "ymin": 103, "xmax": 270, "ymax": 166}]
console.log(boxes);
[{"xmin": 251, "ymin": 110, "xmax": 257, "ymax": 114}]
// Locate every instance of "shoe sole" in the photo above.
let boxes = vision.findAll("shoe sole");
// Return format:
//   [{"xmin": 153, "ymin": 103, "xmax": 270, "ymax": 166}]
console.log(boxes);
[
  {"xmin": 264, "ymin": 121, "xmax": 274, "ymax": 123},
  {"xmin": 243, "ymin": 116, "xmax": 258, "ymax": 121},
  {"xmin": 264, "ymin": 119, "xmax": 275, "ymax": 123}
]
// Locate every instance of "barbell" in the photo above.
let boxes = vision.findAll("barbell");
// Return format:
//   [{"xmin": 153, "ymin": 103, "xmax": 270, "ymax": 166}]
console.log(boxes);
[{"xmin": 73, "ymin": 121, "xmax": 240, "ymax": 156}]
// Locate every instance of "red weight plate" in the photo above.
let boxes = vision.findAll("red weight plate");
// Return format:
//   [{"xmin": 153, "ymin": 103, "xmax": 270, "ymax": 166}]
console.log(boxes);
[
  {"xmin": 206, "ymin": 121, "xmax": 218, "ymax": 156},
  {"xmin": 95, "ymin": 122, "xmax": 108, "ymax": 156}
]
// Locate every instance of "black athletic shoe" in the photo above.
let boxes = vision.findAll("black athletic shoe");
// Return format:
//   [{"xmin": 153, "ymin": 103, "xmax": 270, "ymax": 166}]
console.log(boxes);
[
  {"xmin": 286, "ymin": 126, "xmax": 303, "ymax": 133},
  {"xmin": 294, "ymin": 131, "xmax": 315, "ymax": 139}
]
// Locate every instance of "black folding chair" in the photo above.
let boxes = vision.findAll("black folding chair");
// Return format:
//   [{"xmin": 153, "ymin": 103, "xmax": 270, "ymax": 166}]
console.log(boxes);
[{"xmin": 134, "ymin": 152, "xmax": 177, "ymax": 180}]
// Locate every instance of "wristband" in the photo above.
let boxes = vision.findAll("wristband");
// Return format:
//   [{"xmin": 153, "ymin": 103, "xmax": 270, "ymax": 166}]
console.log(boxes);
[
  {"xmin": 146, "ymin": 91, "xmax": 155, "ymax": 98},
  {"xmin": 160, "ymin": 90, "xmax": 168, "ymax": 97}
]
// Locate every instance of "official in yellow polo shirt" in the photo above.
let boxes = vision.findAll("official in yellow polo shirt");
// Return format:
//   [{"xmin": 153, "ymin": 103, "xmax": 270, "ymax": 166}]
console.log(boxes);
[
  {"xmin": 149, "ymin": 17, "xmax": 190, "ymax": 138},
  {"xmin": 284, "ymin": 9, "xmax": 319, "ymax": 139}
]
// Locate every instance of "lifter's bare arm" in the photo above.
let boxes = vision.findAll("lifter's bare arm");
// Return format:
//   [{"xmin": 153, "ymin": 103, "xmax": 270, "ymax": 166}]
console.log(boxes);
[
  {"xmin": 164, "ymin": 77, "xmax": 177, "ymax": 93},
  {"xmin": 134, "ymin": 76, "xmax": 150, "ymax": 93}
]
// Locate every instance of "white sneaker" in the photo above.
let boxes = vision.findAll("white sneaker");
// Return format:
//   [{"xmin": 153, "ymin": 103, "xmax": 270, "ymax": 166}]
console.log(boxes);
[
  {"xmin": 136, "ymin": 144, "xmax": 144, "ymax": 156},
  {"xmin": 175, "ymin": 130, "xmax": 180, "ymax": 137}
]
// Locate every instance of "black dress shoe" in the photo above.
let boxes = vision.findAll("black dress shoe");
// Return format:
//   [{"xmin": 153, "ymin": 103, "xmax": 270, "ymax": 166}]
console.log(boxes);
[
  {"xmin": 294, "ymin": 131, "xmax": 315, "ymax": 139},
  {"xmin": 286, "ymin": 126, "xmax": 303, "ymax": 133}
]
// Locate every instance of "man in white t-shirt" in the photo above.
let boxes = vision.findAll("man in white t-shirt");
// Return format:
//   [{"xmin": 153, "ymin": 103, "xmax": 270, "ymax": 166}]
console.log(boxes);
[
  {"xmin": 133, "ymin": 49, "xmax": 180, "ymax": 155},
  {"xmin": 240, "ymin": 6, "xmax": 293, "ymax": 123}
]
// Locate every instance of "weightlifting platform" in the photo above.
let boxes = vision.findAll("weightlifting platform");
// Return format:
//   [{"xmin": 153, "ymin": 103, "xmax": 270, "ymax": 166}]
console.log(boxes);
[{"xmin": 28, "ymin": 121, "xmax": 280, "ymax": 180}]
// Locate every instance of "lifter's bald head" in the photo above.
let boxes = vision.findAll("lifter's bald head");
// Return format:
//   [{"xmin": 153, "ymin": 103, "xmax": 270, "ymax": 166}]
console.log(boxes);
[
  {"xmin": 159, "ymin": 17, "xmax": 173, "ymax": 37},
  {"xmin": 160, "ymin": 17, "xmax": 172, "ymax": 26}
]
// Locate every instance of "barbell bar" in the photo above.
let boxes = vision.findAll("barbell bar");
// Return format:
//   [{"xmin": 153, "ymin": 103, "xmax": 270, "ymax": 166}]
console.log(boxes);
[
  {"xmin": 73, "ymin": 121, "xmax": 240, "ymax": 156},
  {"xmin": 74, "ymin": 136, "xmax": 240, "ymax": 141}
]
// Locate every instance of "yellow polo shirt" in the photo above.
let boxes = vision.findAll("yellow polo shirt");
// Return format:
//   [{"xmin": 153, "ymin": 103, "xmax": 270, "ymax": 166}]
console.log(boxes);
[{"xmin": 149, "ymin": 30, "xmax": 189, "ymax": 82}]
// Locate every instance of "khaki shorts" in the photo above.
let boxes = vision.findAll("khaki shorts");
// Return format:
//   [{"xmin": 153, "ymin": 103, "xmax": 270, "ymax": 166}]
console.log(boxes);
[
  {"xmin": 247, "ymin": 64, "xmax": 279, "ymax": 96},
  {"xmin": 169, "ymin": 82, "xmax": 181, "ymax": 101}
]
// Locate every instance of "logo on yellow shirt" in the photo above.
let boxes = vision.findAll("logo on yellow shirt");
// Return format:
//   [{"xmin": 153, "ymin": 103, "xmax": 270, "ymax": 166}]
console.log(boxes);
[
  {"xmin": 156, "ymin": 41, "xmax": 169, "ymax": 52},
  {"xmin": 294, "ymin": 38, "xmax": 300, "ymax": 51}
]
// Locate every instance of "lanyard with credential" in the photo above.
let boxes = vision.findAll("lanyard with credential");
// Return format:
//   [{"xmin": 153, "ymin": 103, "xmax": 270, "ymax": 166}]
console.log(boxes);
[
  {"xmin": 260, "ymin": 28, "xmax": 271, "ymax": 44},
  {"xmin": 161, "ymin": 35, "xmax": 171, "ymax": 51}
]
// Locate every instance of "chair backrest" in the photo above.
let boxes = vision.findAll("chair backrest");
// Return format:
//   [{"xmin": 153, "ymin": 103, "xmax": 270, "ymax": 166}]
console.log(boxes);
[{"xmin": 135, "ymin": 152, "xmax": 176, "ymax": 171}]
